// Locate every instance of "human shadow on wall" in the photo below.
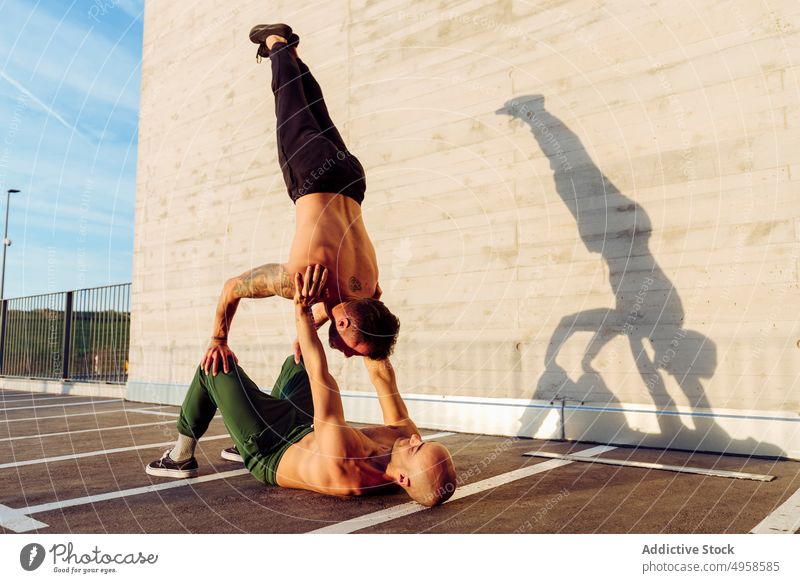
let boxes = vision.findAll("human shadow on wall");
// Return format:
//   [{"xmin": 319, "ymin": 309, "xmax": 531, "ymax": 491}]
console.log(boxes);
[{"xmin": 496, "ymin": 95, "xmax": 782, "ymax": 457}]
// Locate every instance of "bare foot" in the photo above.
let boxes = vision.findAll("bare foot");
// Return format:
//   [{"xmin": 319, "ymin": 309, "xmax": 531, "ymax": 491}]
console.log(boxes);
[{"xmin": 266, "ymin": 35, "xmax": 287, "ymax": 50}]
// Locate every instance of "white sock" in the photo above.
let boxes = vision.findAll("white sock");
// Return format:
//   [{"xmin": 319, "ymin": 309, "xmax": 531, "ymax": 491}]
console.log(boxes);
[{"xmin": 169, "ymin": 434, "xmax": 197, "ymax": 462}]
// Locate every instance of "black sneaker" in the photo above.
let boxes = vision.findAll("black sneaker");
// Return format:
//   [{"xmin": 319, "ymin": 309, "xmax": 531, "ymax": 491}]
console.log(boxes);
[
  {"xmin": 221, "ymin": 446, "xmax": 243, "ymax": 463},
  {"xmin": 249, "ymin": 23, "xmax": 297, "ymax": 62},
  {"xmin": 145, "ymin": 450, "xmax": 199, "ymax": 478}
]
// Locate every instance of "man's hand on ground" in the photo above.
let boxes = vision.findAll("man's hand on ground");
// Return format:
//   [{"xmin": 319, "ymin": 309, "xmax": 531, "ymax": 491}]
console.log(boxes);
[{"xmin": 201, "ymin": 338, "xmax": 238, "ymax": 376}]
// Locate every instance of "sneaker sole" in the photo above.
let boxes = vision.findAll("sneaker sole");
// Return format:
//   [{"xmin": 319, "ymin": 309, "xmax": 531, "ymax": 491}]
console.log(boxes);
[
  {"xmin": 145, "ymin": 465, "xmax": 198, "ymax": 479},
  {"xmin": 220, "ymin": 450, "xmax": 244, "ymax": 463},
  {"xmin": 249, "ymin": 24, "xmax": 293, "ymax": 45}
]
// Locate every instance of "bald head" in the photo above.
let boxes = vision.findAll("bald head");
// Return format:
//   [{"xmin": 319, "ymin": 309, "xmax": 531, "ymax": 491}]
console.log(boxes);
[{"xmin": 393, "ymin": 439, "xmax": 457, "ymax": 507}]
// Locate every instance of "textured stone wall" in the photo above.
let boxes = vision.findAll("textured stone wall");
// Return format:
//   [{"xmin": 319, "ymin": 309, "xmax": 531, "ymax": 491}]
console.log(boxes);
[{"xmin": 130, "ymin": 1, "xmax": 800, "ymax": 452}]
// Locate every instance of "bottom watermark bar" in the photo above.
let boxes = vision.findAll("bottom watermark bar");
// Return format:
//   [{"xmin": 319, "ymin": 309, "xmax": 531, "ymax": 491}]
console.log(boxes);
[{"xmin": 0, "ymin": 535, "xmax": 797, "ymax": 582}]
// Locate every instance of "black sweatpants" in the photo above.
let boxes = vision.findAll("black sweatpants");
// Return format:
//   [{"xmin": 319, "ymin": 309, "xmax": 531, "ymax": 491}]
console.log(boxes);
[{"xmin": 269, "ymin": 42, "xmax": 366, "ymax": 204}]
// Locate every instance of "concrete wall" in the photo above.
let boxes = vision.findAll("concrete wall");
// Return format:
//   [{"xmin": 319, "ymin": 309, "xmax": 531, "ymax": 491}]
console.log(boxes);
[{"xmin": 128, "ymin": 0, "xmax": 800, "ymax": 458}]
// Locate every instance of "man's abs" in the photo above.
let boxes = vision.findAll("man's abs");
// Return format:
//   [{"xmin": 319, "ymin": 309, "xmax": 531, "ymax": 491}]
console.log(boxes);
[
  {"xmin": 275, "ymin": 432, "xmax": 368, "ymax": 496},
  {"xmin": 289, "ymin": 193, "xmax": 378, "ymax": 299}
]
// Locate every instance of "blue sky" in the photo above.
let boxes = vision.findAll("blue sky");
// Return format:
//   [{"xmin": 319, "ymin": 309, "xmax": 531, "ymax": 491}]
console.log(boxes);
[{"xmin": 0, "ymin": 0, "xmax": 143, "ymax": 299}]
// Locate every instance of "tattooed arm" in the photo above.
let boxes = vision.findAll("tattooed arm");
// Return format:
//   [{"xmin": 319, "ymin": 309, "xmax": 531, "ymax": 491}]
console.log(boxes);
[
  {"xmin": 231, "ymin": 263, "xmax": 294, "ymax": 301},
  {"xmin": 201, "ymin": 263, "xmax": 293, "ymax": 375},
  {"xmin": 217, "ymin": 263, "xmax": 294, "ymax": 336}
]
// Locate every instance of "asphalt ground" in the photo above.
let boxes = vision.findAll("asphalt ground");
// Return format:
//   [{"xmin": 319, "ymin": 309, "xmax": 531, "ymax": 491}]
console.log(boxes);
[{"xmin": 0, "ymin": 388, "xmax": 798, "ymax": 534}]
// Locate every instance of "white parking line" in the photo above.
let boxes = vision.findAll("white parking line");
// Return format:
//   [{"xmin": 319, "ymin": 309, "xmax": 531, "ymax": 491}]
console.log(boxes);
[
  {"xmin": 0, "ymin": 420, "xmax": 177, "ymax": 442},
  {"xmin": 0, "ymin": 394, "xmax": 97, "ymax": 403},
  {"xmin": 0, "ymin": 503, "xmax": 48, "ymax": 531},
  {"xmin": 750, "ymin": 486, "xmax": 800, "ymax": 534},
  {"xmin": 1, "ymin": 465, "xmax": 250, "ymax": 532},
  {"xmin": 0, "ymin": 406, "xmax": 173, "ymax": 424},
  {"xmin": 126, "ymin": 408, "xmax": 179, "ymax": 418},
  {"xmin": 0, "ymin": 433, "xmax": 231, "ymax": 469},
  {"xmin": 0, "ymin": 390, "xmax": 63, "ymax": 397},
  {"xmin": 422, "ymin": 431, "xmax": 455, "ymax": 440},
  {"xmin": 524, "ymin": 451, "xmax": 775, "ymax": 482},
  {"xmin": 0, "ymin": 399, "xmax": 121, "ymax": 412},
  {"xmin": 309, "ymin": 444, "xmax": 617, "ymax": 533}
]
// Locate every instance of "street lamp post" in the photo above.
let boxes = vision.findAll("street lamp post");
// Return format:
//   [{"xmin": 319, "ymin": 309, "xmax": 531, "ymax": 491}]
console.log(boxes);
[{"xmin": 0, "ymin": 189, "xmax": 20, "ymax": 300}]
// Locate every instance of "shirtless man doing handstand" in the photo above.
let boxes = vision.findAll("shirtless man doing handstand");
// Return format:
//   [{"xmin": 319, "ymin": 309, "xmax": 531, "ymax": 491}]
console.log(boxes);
[{"xmin": 201, "ymin": 23, "xmax": 398, "ymax": 376}]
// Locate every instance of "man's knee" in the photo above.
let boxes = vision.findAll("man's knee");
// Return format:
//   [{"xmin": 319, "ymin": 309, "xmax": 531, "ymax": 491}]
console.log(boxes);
[
  {"xmin": 199, "ymin": 361, "xmax": 251, "ymax": 398},
  {"xmin": 272, "ymin": 356, "xmax": 308, "ymax": 399},
  {"xmin": 280, "ymin": 355, "xmax": 304, "ymax": 375},
  {"xmin": 194, "ymin": 362, "xmax": 236, "ymax": 381}
]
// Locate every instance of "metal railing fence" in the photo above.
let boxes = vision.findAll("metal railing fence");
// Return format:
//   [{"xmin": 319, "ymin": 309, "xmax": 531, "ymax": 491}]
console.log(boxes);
[{"xmin": 0, "ymin": 283, "xmax": 131, "ymax": 383}]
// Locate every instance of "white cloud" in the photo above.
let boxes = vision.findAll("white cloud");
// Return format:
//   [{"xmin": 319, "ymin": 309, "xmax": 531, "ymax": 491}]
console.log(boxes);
[
  {"xmin": 114, "ymin": 0, "xmax": 145, "ymax": 20},
  {"xmin": 0, "ymin": 0, "xmax": 142, "ymax": 114},
  {"xmin": 0, "ymin": 0, "xmax": 141, "ymax": 297},
  {"xmin": 0, "ymin": 70, "xmax": 92, "ymax": 144}
]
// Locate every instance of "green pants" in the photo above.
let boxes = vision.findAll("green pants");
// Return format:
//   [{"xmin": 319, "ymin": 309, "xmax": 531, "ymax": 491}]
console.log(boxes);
[{"xmin": 176, "ymin": 355, "xmax": 315, "ymax": 485}]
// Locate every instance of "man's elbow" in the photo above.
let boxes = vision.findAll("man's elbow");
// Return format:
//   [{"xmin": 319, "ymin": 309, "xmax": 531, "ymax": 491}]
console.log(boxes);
[
  {"xmin": 223, "ymin": 277, "xmax": 241, "ymax": 299},
  {"xmin": 313, "ymin": 413, "xmax": 345, "ymax": 431}
]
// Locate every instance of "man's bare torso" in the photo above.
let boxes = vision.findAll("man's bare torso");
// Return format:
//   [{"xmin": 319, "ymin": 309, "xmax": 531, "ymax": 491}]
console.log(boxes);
[
  {"xmin": 287, "ymin": 193, "xmax": 379, "ymax": 303},
  {"xmin": 276, "ymin": 424, "xmax": 410, "ymax": 496}
]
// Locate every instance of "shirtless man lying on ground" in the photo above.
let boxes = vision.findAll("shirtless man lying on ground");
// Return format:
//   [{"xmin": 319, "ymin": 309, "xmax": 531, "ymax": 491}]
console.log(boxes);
[
  {"xmin": 147, "ymin": 266, "xmax": 457, "ymax": 507},
  {"xmin": 201, "ymin": 23, "xmax": 399, "ymax": 376}
]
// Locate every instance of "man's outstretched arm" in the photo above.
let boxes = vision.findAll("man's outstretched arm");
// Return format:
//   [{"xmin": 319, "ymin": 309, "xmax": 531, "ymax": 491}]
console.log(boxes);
[
  {"xmin": 293, "ymin": 266, "xmax": 348, "ymax": 451},
  {"xmin": 201, "ymin": 263, "xmax": 293, "ymax": 375},
  {"xmin": 364, "ymin": 358, "xmax": 419, "ymax": 434},
  {"xmin": 292, "ymin": 302, "xmax": 330, "ymax": 364}
]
